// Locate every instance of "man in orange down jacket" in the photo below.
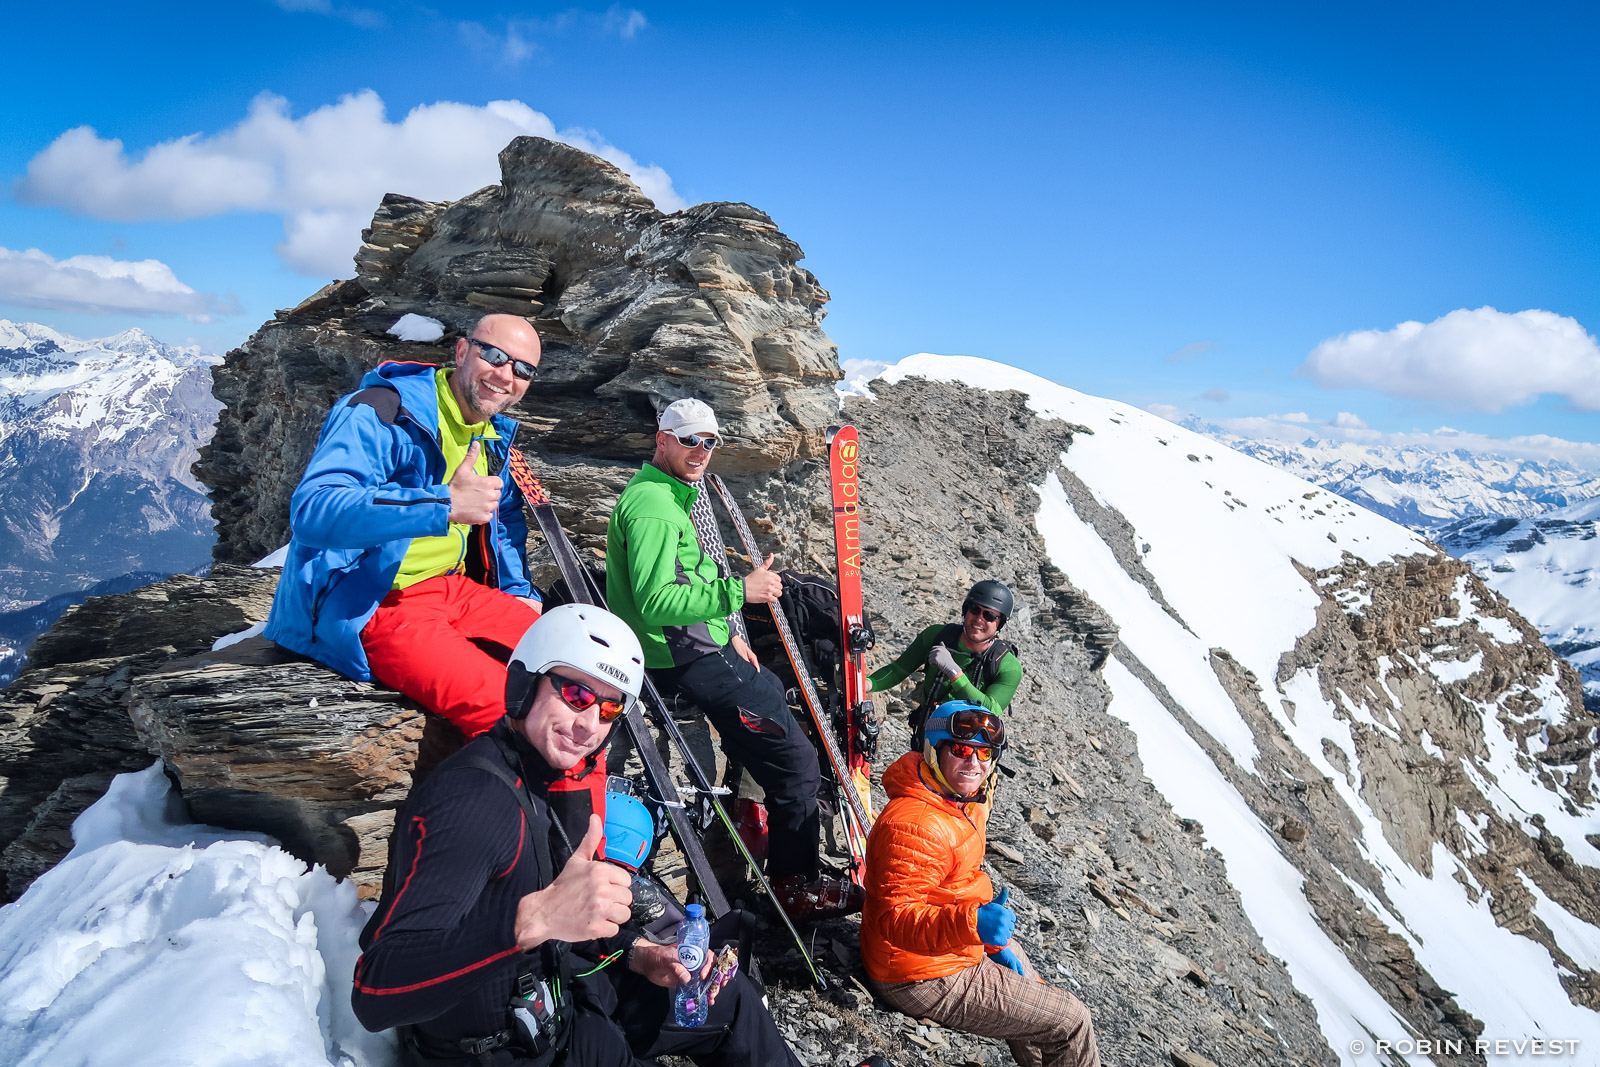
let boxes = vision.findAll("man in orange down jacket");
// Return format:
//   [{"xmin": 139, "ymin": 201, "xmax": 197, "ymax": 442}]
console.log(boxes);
[{"xmin": 860, "ymin": 701, "xmax": 1101, "ymax": 1067}]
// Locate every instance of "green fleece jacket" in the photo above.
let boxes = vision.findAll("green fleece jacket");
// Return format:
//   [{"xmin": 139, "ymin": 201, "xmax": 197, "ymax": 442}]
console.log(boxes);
[
  {"xmin": 606, "ymin": 463, "xmax": 745, "ymax": 669},
  {"xmin": 868, "ymin": 623, "xmax": 1022, "ymax": 716}
]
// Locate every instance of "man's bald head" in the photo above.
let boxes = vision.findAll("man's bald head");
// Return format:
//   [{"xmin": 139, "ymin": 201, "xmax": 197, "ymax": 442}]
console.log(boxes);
[
  {"xmin": 473, "ymin": 314, "xmax": 541, "ymax": 364},
  {"xmin": 450, "ymin": 314, "xmax": 542, "ymax": 423}
]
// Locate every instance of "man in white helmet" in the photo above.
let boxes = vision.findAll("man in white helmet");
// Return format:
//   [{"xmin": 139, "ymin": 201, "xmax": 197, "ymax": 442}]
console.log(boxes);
[{"xmin": 352, "ymin": 603, "xmax": 808, "ymax": 1066}]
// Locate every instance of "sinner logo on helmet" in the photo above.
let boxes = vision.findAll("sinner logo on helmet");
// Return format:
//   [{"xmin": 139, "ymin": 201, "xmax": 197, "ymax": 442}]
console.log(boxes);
[{"xmin": 593, "ymin": 660, "xmax": 629, "ymax": 683}]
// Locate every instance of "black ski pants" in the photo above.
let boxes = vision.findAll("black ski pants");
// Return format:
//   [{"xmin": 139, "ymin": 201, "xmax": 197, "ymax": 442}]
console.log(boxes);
[
  {"xmin": 565, "ymin": 967, "xmax": 801, "ymax": 1067},
  {"xmin": 399, "ymin": 969, "xmax": 800, "ymax": 1067},
  {"xmin": 651, "ymin": 646, "xmax": 822, "ymax": 881}
]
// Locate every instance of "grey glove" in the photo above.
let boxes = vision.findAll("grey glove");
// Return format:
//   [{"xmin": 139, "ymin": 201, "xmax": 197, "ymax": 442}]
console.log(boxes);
[{"xmin": 928, "ymin": 644, "xmax": 962, "ymax": 681}]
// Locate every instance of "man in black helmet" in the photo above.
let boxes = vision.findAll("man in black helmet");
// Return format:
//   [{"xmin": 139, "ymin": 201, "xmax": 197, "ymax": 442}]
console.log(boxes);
[{"xmin": 865, "ymin": 579, "xmax": 1023, "ymax": 747}]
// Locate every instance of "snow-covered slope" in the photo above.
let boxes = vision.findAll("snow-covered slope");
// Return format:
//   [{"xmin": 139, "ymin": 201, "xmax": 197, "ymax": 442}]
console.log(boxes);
[
  {"xmin": 0, "ymin": 320, "xmax": 222, "ymax": 683},
  {"xmin": 872, "ymin": 354, "xmax": 1600, "ymax": 1061},
  {"xmin": 1173, "ymin": 420, "xmax": 1600, "ymax": 531},
  {"xmin": 0, "ymin": 763, "xmax": 394, "ymax": 1067},
  {"xmin": 1442, "ymin": 497, "xmax": 1600, "ymax": 710}
]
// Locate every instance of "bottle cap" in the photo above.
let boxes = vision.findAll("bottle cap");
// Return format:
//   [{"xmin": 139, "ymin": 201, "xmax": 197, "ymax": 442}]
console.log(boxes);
[{"xmin": 685, "ymin": 903, "xmax": 704, "ymax": 919}]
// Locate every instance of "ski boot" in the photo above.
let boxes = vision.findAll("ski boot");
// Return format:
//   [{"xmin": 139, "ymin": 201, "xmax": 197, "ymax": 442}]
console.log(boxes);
[{"xmin": 772, "ymin": 872, "xmax": 865, "ymax": 921}]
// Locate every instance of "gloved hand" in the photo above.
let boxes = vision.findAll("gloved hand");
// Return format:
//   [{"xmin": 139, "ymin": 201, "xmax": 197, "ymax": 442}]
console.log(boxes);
[
  {"xmin": 989, "ymin": 945, "xmax": 1026, "ymax": 975},
  {"xmin": 975, "ymin": 887, "xmax": 1015, "ymax": 947},
  {"xmin": 928, "ymin": 644, "xmax": 961, "ymax": 681}
]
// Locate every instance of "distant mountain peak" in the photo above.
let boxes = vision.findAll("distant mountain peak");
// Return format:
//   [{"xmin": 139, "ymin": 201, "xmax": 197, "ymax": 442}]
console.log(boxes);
[{"xmin": 1172, "ymin": 414, "xmax": 1600, "ymax": 531}]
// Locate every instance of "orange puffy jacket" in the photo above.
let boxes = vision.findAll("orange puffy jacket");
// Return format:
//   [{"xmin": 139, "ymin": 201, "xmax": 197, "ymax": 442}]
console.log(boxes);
[{"xmin": 860, "ymin": 751, "xmax": 994, "ymax": 983}]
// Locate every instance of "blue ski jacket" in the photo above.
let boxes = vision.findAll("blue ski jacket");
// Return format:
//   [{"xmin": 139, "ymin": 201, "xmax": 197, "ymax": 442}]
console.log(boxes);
[{"xmin": 264, "ymin": 361, "xmax": 535, "ymax": 681}]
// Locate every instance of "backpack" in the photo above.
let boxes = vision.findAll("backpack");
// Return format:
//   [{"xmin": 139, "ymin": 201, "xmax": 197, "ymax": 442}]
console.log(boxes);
[{"xmin": 741, "ymin": 570, "xmax": 847, "ymax": 681}]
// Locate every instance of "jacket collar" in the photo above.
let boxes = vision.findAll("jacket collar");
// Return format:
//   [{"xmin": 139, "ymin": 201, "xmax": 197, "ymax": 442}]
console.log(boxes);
[
  {"xmin": 635, "ymin": 460, "xmax": 700, "ymax": 509},
  {"xmin": 363, "ymin": 361, "xmax": 519, "ymax": 443}
]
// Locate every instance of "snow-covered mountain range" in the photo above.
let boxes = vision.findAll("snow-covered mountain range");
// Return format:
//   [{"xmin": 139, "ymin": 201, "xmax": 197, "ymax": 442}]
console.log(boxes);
[
  {"xmin": 0, "ymin": 320, "xmax": 221, "ymax": 682},
  {"xmin": 1177, "ymin": 421, "xmax": 1600, "ymax": 532}
]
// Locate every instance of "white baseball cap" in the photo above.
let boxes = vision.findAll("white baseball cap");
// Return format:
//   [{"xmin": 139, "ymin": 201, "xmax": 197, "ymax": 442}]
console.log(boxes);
[{"xmin": 658, "ymin": 398, "xmax": 719, "ymax": 438}]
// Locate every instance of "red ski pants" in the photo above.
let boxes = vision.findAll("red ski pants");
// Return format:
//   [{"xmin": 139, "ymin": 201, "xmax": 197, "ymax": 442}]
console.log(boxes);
[{"xmin": 361, "ymin": 575, "xmax": 541, "ymax": 738}]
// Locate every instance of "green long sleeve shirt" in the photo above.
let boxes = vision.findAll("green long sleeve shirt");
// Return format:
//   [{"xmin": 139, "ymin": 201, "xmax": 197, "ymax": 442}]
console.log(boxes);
[
  {"xmin": 605, "ymin": 463, "xmax": 745, "ymax": 669},
  {"xmin": 868, "ymin": 623, "xmax": 1022, "ymax": 716}
]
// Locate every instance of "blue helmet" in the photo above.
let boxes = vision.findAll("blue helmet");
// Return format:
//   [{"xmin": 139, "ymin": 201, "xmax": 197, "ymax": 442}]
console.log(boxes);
[
  {"xmin": 922, "ymin": 700, "xmax": 1007, "ymax": 798},
  {"xmin": 603, "ymin": 790, "xmax": 655, "ymax": 871}
]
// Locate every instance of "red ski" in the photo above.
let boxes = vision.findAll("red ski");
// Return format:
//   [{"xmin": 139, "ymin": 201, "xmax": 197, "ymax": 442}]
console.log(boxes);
[{"xmin": 828, "ymin": 425, "xmax": 878, "ymax": 819}]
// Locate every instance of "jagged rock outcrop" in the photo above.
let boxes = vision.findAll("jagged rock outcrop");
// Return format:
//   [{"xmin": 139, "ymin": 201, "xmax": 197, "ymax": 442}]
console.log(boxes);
[{"xmin": 197, "ymin": 136, "xmax": 841, "ymax": 565}]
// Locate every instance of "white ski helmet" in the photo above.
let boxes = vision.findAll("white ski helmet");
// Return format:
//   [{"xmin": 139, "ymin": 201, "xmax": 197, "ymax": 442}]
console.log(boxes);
[{"xmin": 504, "ymin": 603, "xmax": 646, "ymax": 720}]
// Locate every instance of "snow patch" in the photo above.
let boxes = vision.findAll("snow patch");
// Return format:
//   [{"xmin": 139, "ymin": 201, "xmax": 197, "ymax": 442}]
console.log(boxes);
[
  {"xmin": 836, "ymin": 358, "xmax": 889, "ymax": 400},
  {"xmin": 213, "ymin": 621, "xmax": 267, "ymax": 651},
  {"xmin": 0, "ymin": 764, "xmax": 396, "ymax": 1066},
  {"xmin": 1425, "ymin": 650, "xmax": 1484, "ymax": 685},
  {"xmin": 255, "ymin": 544, "xmax": 290, "ymax": 568},
  {"xmin": 386, "ymin": 314, "xmax": 444, "ymax": 343}
]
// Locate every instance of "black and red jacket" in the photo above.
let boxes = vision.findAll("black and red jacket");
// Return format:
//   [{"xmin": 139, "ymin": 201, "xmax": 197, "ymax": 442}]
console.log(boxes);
[{"xmin": 352, "ymin": 720, "xmax": 621, "ymax": 1041}]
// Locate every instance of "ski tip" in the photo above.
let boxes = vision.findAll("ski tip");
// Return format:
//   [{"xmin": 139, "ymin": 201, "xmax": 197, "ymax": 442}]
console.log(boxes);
[{"xmin": 825, "ymin": 425, "xmax": 840, "ymax": 444}]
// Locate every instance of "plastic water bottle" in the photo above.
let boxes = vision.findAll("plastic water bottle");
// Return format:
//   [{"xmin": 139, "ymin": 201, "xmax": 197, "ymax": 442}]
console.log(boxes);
[{"xmin": 673, "ymin": 904, "xmax": 711, "ymax": 1027}]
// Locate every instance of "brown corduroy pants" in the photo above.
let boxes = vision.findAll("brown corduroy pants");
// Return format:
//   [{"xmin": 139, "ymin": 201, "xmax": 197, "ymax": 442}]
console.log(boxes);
[{"xmin": 874, "ymin": 945, "xmax": 1101, "ymax": 1067}]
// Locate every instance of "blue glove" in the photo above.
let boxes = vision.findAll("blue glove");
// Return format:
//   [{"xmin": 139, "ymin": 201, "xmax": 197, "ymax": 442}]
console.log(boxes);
[
  {"xmin": 975, "ymin": 887, "xmax": 1015, "ymax": 947},
  {"xmin": 990, "ymin": 946, "xmax": 1026, "ymax": 975}
]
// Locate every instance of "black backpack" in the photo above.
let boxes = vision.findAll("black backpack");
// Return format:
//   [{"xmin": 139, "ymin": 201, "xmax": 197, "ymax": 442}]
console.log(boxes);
[{"xmin": 741, "ymin": 570, "xmax": 849, "ymax": 682}]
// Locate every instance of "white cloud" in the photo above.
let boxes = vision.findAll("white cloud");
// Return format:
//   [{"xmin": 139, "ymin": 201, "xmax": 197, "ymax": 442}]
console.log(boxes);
[
  {"xmin": 0, "ymin": 246, "xmax": 239, "ymax": 321},
  {"xmin": 272, "ymin": 0, "xmax": 384, "ymax": 28},
  {"xmin": 603, "ymin": 5, "xmax": 648, "ymax": 38},
  {"xmin": 1302, "ymin": 306, "xmax": 1600, "ymax": 413},
  {"xmin": 1165, "ymin": 339, "xmax": 1217, "ymax": 363},
  {"xmin": 1331, "ymin": 411, "xmax": 1369, "ymax": 430},
  {"xmin": 460, "ymin": 6, "xmax": 648, "ymax": 65},
  {"xmin": 16, "ymin": 91, "xmax": 686, "ymax": 279}
]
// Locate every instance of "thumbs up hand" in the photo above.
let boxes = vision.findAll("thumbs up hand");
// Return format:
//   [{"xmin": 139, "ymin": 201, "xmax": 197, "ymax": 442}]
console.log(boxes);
[
  {"xmin": 975, "ymin": 886, "xmax": 1016, "ymax": 947},
  {"xmin": 514, "ymin": 814, "xmax": 633, "ymax": 949},
  {"xmin": 448, "ymin": 440, "xmax": 502, "ymax": 525},
  {"xmin": 743, "ymin": 554, "xmax": 782, "ymax": 604}
]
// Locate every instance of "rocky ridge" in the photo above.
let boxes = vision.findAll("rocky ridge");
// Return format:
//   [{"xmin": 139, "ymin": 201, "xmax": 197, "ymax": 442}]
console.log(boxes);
[
  {"xmin": 1438, "ymin": 498, "xmax": 1600, "ymax": 714},
  {"xmin": 3, "ymin": 138, "xmax": 1597, "ymax": 1065}
]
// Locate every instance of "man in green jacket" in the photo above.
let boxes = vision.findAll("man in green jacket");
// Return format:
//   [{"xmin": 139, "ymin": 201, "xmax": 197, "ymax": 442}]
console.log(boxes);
[
  {"xmin": 607, "ymin": 399, "xmax": 850, "ymax": 918},
  {"xmin": 866, "ymin": 580, "xmax": 1023, "ymax": 748}
]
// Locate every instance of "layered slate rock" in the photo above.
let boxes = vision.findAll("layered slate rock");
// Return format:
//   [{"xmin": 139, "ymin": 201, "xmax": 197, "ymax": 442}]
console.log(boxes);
[{"xmin": 198, "ymin": 136, "xmax": 841, "ymax": 565}]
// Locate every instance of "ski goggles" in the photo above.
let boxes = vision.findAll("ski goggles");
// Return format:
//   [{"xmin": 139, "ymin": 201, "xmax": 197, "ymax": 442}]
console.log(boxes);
[
  {"xmin": 546, "ymin": 672, "xmax": 627, "ymax": 721},
  {"xmin": 929, "ymin": 706, "xmax": 1007, "ymax": 749},
  {"xmin": 671, "ymin": 432, "xmax": 719, "ymax": 451},
  {"xmin": 963, "ymin": 602, "xmax": 1004, "ymax": 623},
  {"xmin": 468, "ymin": 338, "xmax": 539, "ymax": 381},
  {"xmin": 940, "ymin": 740, "xmax": 996, "ymax": 763}
]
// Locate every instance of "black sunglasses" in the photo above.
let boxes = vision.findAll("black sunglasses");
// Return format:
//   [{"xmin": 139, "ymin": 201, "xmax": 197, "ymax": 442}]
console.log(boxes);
[
  {"xmin": 468, "ymin": 338, "xmax": 538, "ymax": 381},
  {"xmin": 964, "ymin": 603, "xmax": 1003, "ymax": 623}
]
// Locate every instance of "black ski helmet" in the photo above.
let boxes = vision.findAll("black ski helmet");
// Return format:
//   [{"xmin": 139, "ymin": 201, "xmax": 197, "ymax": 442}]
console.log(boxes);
[{"xmin": 963, "ymin": 579, "xmax": 1014, "ymax": 624}]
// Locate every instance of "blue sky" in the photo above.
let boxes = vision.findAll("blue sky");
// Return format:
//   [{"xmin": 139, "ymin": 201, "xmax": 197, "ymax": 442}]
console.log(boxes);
[{"xmin": 3, "ymin": 2, "xmax": 1597, "ymax": 461}]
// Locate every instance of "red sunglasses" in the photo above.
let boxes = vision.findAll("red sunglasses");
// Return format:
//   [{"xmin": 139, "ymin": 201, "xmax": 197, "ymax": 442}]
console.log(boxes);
[
  {"xmin": 547, "ymin": 672, "xmax": 626, "ymax": 722},
  {"xmin": 942, "ymin": 740, "xmax": 995, "ymax": 763}
]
